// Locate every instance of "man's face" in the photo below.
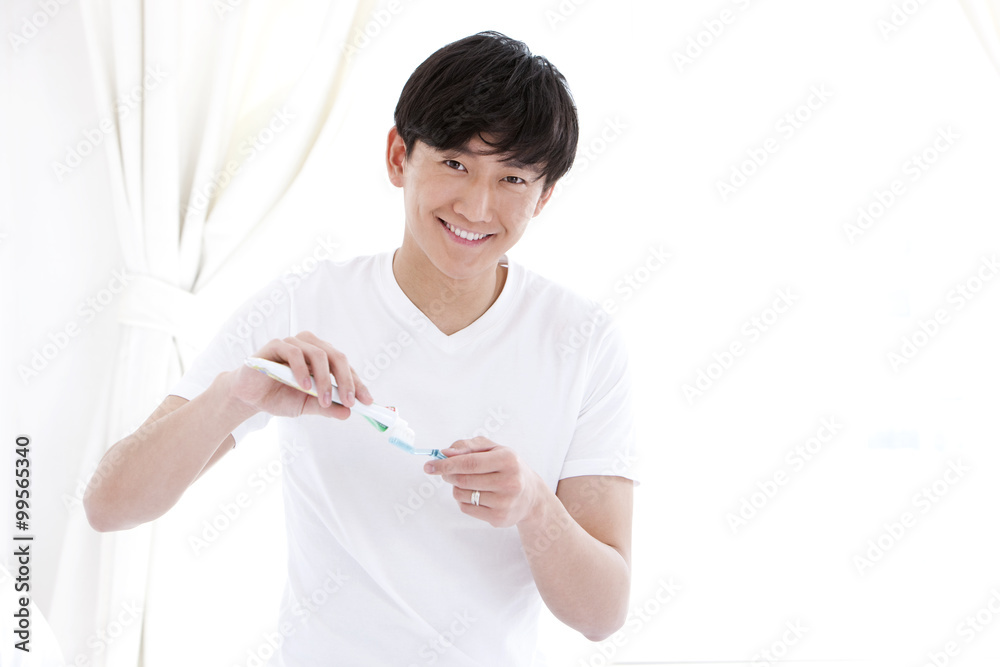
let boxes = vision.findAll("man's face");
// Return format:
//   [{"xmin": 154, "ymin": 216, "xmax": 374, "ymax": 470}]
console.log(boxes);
[{"xmin": 387, "ymin": 127, "xmax": 554, "ymax": 280}]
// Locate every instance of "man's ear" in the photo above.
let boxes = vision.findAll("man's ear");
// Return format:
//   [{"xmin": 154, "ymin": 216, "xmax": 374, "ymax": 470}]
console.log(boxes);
[
  {"xmin": 386, "ymin": 126, "xmax": 407, "ymax": 188},
  {"xmin": 532, "ymin": 183, "xmax": 556, "ymax": 217}
]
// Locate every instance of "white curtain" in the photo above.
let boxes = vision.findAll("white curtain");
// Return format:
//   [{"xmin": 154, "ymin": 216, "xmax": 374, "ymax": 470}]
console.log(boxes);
[
  {"xmin": 960, "ymin": 0, "xmax": 1000, "ymax": 72},
  {"xmin": 47, "ymin": 1, "xmax": 372, "ymax": 664}
]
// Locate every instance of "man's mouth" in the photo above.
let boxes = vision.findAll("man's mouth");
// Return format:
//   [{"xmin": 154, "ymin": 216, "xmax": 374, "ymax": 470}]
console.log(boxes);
[{"xmin": 439, "ymin": 218, "xmax": 493, "ymax": 242}]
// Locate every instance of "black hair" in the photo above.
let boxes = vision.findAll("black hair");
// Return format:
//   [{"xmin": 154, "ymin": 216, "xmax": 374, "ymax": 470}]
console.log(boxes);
[{"xmin": 393, "ymin": 31, "xmax": 579, "ymax": 188}]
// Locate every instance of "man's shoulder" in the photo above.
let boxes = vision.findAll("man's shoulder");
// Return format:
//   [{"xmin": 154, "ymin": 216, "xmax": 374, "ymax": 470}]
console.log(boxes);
[
  {"xmin": 515, "ymin": 261, "xmax": 606, "ymax": 319},
  {"xmin": 279, "ymin": 251, "xmax": 385, "ymax": 294},
  {"xmin": 511, "ymin": 261, "xmax": 623, "ymax": 356}
]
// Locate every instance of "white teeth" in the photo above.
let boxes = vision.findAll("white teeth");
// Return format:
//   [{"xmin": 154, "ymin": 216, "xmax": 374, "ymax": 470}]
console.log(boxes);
[{"xmin": 445, "ymin": 221, "xmax": 489, "ymax": 241}]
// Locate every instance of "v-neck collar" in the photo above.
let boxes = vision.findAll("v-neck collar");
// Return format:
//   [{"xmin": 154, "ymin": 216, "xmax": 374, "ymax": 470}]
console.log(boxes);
[{"xmin": 376, "ymin": 249, "xmax": 521, "ymax": 352}]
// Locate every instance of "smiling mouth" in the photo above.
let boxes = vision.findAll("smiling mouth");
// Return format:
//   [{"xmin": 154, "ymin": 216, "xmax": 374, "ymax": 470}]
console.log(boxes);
[{"xmin": 439, "ymin": 218, "xmax": 493, "ymax": 242}]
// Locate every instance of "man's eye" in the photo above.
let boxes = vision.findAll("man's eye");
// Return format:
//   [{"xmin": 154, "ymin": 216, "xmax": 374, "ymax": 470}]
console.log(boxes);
[
  {"xmin": 444, "ymin": 159, "xmax": 466, "ymax": 171},
  {"xmin": 504, "ymin": 176, "xmax": 525, "ymax": 185}
]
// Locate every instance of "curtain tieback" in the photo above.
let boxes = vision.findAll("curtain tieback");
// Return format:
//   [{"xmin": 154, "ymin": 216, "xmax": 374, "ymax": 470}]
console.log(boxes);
[{"xmin": 117, "ymin": 274, "xmax": 203, "ymax": 346}]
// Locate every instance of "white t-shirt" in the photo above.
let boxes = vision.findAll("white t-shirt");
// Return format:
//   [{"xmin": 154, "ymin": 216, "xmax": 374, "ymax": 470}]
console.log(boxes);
[{"xmin": 169, "ymin": 250, "xmax": 638, "ymax": 666}]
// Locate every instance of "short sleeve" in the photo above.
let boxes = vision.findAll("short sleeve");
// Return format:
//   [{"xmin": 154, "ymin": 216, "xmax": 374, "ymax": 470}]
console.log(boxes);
[
  {"xmin": 559, "ymin": 318, "xmax": 640, "ymax": 484},
  {"xmin": 168, "ymin": 277, "xmax": 293, "ymax": 447}
]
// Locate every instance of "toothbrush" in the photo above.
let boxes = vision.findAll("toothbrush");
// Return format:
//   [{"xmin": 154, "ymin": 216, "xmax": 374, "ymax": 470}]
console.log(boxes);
[{"xmin": 243, "ymin": 357, "xmax": 446, "ymax": 459}]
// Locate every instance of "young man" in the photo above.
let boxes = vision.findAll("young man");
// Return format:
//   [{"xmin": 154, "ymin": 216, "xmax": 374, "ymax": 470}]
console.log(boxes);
[{"xmin": 84, "ymin": 31, "xmax": 638, "ymax": 665}]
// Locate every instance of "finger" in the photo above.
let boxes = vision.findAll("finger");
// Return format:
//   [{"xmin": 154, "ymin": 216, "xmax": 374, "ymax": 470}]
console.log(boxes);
[
  {"xmin": 299, "ymin": 394, "xmax": 352, "ymax": 420},
  {"xmin": 453, "ymin": 486, "xmax": 492, "ymax": 508},
  {"xmin": 245, "ymin": 339, "xmax": 350, "ymax": 419},
  {"xmin": 297, "ymin": 332, "xmax": 357, "ymax": 407},
  {"xmin": 299, "ymin": 340, "xmax": 336, "ymax": 408},
  {"xmin": 296, "ymin": 332, "xmax": 370, "ymax": 408},
  {"xmin": 292, "ymin": 332, "xmax": 339, "ymax": 405},
  {"xmin": 349, "ymin": 367, "xmax": 373, "ymax": 405},
  {"xmin": 442, "ymin": 471, "xmax": 505, "ymax": 491},
  {"xmin": 437, "ymin": 438, "xmax": 489, "ymax": 460},
  {"xmin": 325, "ymin": 348, "xmax": 356, "ymax": 407},
  {"xmin": 427, "ymin": 446, "xmax": 504, "ymax": 476},
  {"xmin": 279, "ymin": 336, "xmax": 336, "ymax": 406},
  {"xmin": 275, "ymin": 339, "xmax": 312, "ymax": 391},
  {"xmin": 444, "ymin": 436, "xmax": 496, "ymax": 456},
  {"xmin": 441, "ymin": 442, "xmax": 473, "ymax": 457}
]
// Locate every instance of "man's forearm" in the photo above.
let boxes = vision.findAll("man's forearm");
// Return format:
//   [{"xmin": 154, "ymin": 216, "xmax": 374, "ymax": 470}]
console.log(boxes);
[
  {"xmin": 84, "ymin": 371, "xmax": 258, "ymax": 531},
  {"xmin": 516, "ymin": 481, "xmax": 631, "ymax": 641}
]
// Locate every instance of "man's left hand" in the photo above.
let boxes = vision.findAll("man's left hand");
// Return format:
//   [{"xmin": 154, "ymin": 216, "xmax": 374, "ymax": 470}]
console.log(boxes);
[{"xmin": 423, "ymin": 436, "xmax": 545, "ymax": 528}]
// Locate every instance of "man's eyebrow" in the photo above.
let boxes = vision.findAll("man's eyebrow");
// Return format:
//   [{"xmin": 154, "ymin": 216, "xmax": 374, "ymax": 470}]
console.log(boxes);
[{"xmin": 501, "ymin": 157, "xmax": 535, "ymax": 171}]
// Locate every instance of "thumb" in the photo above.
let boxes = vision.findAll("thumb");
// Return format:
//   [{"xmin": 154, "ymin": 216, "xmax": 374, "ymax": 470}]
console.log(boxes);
[
  {"xmin": 443, "ymin": 436, "xmax": 494, "ymax": 456},
  {"xmin": 300, "ymin": 394, "xmax": 351, "ymax": 420}
]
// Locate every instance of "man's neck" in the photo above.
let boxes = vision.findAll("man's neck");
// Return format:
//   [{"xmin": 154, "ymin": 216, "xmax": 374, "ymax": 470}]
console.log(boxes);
[{"xmin": 392, "ymin": 247, "xmax": 507, "ymax": 336}]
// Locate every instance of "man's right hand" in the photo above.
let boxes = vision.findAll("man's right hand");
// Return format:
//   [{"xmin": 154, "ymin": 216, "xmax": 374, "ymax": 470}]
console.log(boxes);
[{"xmin": 229, "ymin": 331, "xmax": 374, "ymax": 419}]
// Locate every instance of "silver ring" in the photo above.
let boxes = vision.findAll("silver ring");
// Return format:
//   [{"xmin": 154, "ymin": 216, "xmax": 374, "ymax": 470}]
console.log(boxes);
[{"xmin": 470, "ymin": 490, "xmax": 480, "ymax": 507}]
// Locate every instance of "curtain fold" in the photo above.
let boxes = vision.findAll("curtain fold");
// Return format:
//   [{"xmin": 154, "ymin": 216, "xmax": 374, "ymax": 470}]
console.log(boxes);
[
  {"xmin": 959, "ymin": 0, "xmax": 1000, "ymax": 74},
  {"xmin": 47, "ymin": 1, "xmax": 373, "ymax": 664}
]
